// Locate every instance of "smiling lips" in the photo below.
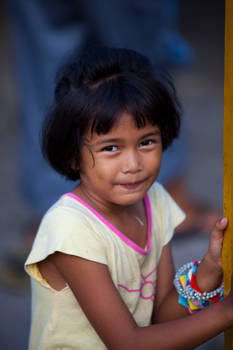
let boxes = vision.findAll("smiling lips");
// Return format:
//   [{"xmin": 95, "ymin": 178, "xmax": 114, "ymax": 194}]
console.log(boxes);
[{"xmin": 119, "ymin": 179, "xmax": 146, "ymax": 190}]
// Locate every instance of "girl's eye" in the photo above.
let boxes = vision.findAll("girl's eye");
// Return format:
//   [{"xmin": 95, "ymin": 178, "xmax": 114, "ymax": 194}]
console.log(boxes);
[
  {"xmin": 102, "ymin": 145, "xmax": 119, "ymax": 152},
  {"xmin": 140, "ymin": 139, "xmax": 155, "ymax": 147}
]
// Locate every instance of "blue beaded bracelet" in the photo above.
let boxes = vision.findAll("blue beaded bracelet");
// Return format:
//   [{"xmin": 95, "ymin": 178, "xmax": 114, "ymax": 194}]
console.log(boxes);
[{"xmin": 174, "ymin": 261, "xmax": 224, "ymax": 312}]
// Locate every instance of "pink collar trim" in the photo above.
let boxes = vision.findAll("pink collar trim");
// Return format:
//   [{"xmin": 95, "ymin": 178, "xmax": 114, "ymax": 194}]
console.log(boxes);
[{"xmin": 62, "ymin": 192, "xmax": 152, "ymax": 256}]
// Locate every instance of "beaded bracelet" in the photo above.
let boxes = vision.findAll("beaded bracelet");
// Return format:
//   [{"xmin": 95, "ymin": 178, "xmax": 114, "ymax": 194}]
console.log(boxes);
[{"xmin": 173, "ymin": 261, "xmax": 224, "ymax": 313}]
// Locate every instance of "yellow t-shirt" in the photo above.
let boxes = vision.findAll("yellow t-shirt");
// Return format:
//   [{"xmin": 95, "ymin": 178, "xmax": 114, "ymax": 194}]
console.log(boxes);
[{"xmin": 25, "ymin": 182, "xmax": 185, "ymax": 350}]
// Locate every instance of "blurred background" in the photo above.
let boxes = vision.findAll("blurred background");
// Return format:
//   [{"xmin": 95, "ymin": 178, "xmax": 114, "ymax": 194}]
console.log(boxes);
[{"xmin": 0, "ymin": 0, "xmax": 225, "ymax": 349}]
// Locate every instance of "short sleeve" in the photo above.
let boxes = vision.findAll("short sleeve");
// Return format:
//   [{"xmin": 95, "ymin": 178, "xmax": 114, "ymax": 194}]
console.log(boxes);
[
  {"xmin": 148, "ymin": 182, "xmax": 186, "ymax": 246},
  {"xmin": 25, "ymin": 205, "xmax": 108, "ymax": 274}
]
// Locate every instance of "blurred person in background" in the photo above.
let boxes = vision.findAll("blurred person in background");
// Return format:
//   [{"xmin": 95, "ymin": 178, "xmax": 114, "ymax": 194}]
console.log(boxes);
[{"xmin": 1, "ymin": 0, "xmax": 217, "ymax": 289}]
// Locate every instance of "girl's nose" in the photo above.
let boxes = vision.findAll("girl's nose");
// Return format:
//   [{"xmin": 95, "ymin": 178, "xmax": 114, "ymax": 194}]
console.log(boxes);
[{"xmin": 122, "ymin": 150, "xmax": 142, "ymax": 174}]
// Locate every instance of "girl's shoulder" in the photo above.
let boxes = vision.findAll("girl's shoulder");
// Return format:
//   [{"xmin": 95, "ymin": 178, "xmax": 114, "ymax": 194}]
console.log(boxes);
[
  {"xmin": 25, "ymin": 194, "xmax": 108, "ymax": 269},
  {"xmin": 148, "ymin": 181, "xmax": 182, "ymax": 211},
  {"xmin": 148, "ymin": 182, "xmax": 186, "ymax": 241},
  {"xmin": 42, "ymin": 193, "xmax": 102, "ymax": 228},
  {"xmin": 147, "ymin": 181, "xmax": 172, "ymax": 206}
]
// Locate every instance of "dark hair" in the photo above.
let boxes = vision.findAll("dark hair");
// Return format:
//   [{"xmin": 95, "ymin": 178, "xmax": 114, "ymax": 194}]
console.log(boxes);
[{"xmin": 42, "ymin": 47, "xmax": 181, "ymax": 181}]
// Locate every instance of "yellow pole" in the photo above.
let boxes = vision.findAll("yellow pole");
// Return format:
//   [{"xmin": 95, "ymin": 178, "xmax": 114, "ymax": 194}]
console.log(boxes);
[{"xmin": 222, "ymin": 0, "xmax": 233, "ymax": 348}]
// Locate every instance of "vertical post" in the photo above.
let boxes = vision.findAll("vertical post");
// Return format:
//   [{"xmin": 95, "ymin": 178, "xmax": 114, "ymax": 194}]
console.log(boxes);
[{"xmin": 222, "ymin": 0, "xmax": 233, "ymax": 348}]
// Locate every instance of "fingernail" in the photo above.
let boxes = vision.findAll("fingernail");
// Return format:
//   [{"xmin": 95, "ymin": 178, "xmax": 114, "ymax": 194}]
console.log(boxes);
[{"xmin": 220, "ymin": 217, "xmax": 227, "ymax": 224}]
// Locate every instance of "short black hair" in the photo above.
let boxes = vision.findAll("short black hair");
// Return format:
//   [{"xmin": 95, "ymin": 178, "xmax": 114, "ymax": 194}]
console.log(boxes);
[{"xmin": 42, "ymin": 47, "xmax": 181, "ymax": 181}]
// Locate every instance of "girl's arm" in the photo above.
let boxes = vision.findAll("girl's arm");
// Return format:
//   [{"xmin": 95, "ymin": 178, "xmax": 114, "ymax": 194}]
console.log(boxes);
[
  {"xmin": 51, "ymin": 248, "xmax": 233, "ymax": 350},
  {"xmin": 154, "ymin": 218, "xmax": 227, "ymax": 323}
]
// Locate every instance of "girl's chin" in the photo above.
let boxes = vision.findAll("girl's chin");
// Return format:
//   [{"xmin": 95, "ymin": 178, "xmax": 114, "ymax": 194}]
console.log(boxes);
[{"xmin": 112, "ymin": 192, "xmax": 146, "ymax": 206}]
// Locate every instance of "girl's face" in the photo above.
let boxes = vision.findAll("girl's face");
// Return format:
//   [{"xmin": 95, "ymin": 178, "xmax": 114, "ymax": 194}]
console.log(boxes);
[{"xmin": 78, "ymin": 112, "xmax": 162, "ymax": 209}]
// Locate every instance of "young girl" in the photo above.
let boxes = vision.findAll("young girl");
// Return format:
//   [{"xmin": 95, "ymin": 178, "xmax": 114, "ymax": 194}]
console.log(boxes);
[{"xmin": 25, "ymin": 47, "xmax": 232, "ymax": 349}]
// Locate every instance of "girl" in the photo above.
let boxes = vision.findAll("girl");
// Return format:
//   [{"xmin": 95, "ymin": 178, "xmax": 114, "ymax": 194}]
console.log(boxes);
[{"xmin": 25, "ymin": 47, "xmax": 232, "ymax": 349}]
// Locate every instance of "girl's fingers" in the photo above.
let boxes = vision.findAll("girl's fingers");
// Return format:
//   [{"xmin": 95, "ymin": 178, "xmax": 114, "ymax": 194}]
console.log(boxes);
[
  {"xmin": 211, "ymin": 217, "xmax": 228, "ymax": 235},
  {"xmin": 206, "ymin": 218, "xmax": 228, "ymax": 270},
  {"xmin": 208, "ymin": 217, "xmax": 228, "ymax": 256}
]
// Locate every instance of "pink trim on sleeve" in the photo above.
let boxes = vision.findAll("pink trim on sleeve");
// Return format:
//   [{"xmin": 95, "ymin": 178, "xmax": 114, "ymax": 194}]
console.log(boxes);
[{"xmin": 63, "ymin": 192, "xmax": 152, "ymax": 255}]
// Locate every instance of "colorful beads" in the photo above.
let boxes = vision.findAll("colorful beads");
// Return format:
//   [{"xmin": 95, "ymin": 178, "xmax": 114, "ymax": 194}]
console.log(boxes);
[{"xmin": 173, "ymin": 261, "xmax": 224, "ymax": 314}]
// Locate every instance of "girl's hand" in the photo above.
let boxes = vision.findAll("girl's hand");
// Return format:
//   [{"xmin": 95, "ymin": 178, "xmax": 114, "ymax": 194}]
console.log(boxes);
[{"xmin": 195, "ymin": 217, "xmax": 228, "ymax": 292}]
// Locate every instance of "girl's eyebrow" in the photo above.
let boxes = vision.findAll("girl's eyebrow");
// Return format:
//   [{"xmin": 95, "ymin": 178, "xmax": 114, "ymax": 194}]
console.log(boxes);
[
  {"xmin": 139, "ymin": 131, "xmax": 161, "ymax": 139},
  {"xmin": 94, "ymin": 138, "xmax": 122, "ymax": 146},
  {"xmin": 93, "ymin": 131, "xmax": 161, "ymax": 146}
]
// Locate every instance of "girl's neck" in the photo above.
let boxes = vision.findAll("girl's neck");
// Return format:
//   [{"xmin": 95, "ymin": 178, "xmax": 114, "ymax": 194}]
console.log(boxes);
[
  {"xmin": 72, "ymin": 183, "xmax": 143, "ymax": 219},
  {"xmin": 72, "ymin": 183, "xmax": 148, "ymax": 249}
]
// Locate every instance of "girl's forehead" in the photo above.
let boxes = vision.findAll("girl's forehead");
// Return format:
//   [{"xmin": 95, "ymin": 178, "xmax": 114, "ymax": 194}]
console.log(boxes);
[
  {"xmin": 111, "ymin": 112, "xmax": 156, "ymax": 130},
  {"xmin": 86, "ymin": 112, "xmax": 160, "ymax": 142}
]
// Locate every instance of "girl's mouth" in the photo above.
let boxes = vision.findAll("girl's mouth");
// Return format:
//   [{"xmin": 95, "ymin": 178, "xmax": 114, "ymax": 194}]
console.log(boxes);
[{"xmin": 120, "ymin": 180, "xmax": 145, "ymax": 190}]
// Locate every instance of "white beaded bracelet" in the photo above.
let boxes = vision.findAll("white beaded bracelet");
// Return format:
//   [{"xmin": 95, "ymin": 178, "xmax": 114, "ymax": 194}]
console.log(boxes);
[{"xmin": 173, "ymin": 261, "xmax": 224, "ymax": 302}]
